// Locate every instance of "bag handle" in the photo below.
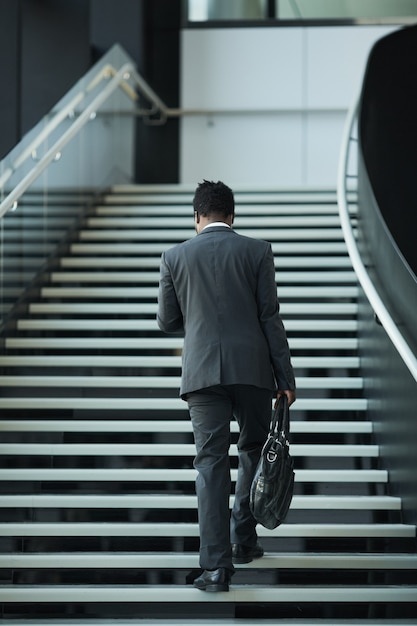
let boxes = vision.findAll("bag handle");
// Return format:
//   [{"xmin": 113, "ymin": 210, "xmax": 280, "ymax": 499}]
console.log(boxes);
[{"xmin": 270, "ymin": 394, "xmax": 290, "ymax": 437}]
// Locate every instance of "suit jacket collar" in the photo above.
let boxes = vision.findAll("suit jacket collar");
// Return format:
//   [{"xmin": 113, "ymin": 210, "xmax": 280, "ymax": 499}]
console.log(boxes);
[{"xmin": 198, "ymin": 226, "xmax": 235, "ymax": 236}]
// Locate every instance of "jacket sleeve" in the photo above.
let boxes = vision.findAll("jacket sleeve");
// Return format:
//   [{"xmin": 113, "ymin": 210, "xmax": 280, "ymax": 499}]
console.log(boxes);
[
  {"xmin": 157, "ymin": 252, "xmax": 184, "ymax": 335},
  {"xmin": 256, "ymin": 244, "xmax": 295, "ymax": 390}
]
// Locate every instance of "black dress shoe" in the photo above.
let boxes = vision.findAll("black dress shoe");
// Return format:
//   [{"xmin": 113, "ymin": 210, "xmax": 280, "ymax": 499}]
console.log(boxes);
[
  {"xmin": 232, "ymin": 541, "xmax": 264, "ymax": 564},
  {"xmin": 193, "ymin": 567, "xmax": 231, "ymax": 592}
]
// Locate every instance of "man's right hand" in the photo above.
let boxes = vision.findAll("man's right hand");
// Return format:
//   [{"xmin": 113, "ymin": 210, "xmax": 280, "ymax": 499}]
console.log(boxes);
[{"xmin": 275, "ymin": 389, "xmax": 296, "ymax": 408}]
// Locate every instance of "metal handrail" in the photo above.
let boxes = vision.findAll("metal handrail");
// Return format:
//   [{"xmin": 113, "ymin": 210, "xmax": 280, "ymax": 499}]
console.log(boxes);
[
  {"xmin": 0, "ymin": 64, "xmax": 141, "ymax": 192},
  {"xmin": 337, "ymin": 95, "xmax": 417, "ymax": 382},
  {"xmin": 0, "ymin": 63, "xmax": 135, "ymax": 220},
  {"xmin": 0, "ymin": 60, "xmax": 171, "ymax": 220}
]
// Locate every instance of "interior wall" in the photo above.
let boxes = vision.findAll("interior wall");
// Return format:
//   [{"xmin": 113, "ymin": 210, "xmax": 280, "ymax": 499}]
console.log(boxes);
[
  {"xmin": 180, "ymin": 24, "xmax": 397, "ymax": 187},
  {"xmin": 0, "ymin": 0, "xmax": 91, "ymax": 161},
  {"xmin": 133, "ymin": 1, "xmax": 180, "ymax": 183},
  {"xmin": 277, "ymin": 0, "xmax": 417, "ymax": 19},
  {"xmin": 0, "ymin": 0, "xmax": 20, "ymax": 160},
  {"xmin": 90, "ymin": 0, "xmax": 179, "ymax": 184},
  {"xmin": 20, "ymin": 0, "xmax": 91, "ymax": 136}
]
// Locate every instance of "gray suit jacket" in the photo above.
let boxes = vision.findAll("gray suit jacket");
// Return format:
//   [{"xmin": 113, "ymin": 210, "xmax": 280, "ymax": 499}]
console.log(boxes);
[{"xmin": 157, "ymin": 226, "xmax": 295, "ymax": 398}]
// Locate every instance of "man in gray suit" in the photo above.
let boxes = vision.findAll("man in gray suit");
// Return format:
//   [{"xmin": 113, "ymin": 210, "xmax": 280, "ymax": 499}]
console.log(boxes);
[{"xmin": 157, "ymin": 180, "xmax": 296, "ymax": 592}]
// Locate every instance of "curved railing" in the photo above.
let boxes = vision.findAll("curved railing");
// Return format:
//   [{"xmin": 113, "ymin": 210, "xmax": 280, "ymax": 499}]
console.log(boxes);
[{"xmin": 337, "ymin": 94, "xmax": 417, "ymax": 383}]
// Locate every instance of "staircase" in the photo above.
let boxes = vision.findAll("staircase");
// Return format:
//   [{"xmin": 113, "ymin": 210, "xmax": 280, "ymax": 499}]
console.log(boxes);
[{"xmin": 0, "ymin": 185, "xmax": 416, "ymax": 624}]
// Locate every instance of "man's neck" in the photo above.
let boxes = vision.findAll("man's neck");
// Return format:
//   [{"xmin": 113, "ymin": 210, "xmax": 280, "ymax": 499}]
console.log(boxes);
[
  {"xmin": 195, "ymin": 214, "xmax": 234, "ymax": 234},
  {"xmin": 202, "ymin": 221, "xmax": 231, "ymax": 231}
]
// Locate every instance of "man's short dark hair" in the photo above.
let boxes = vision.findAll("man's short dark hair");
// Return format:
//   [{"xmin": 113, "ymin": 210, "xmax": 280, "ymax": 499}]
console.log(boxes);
[{"xmin": 193, "ymin": 180, "xmax": 235, "ymax": 218}]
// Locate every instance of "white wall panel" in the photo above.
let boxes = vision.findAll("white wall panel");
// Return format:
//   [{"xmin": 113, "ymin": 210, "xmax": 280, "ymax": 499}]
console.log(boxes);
[
  {"xmin": 180, "ymin": 113, "xmax": 303, "ymax": 186},
  {"xmin": 305, "ymin": 112, "xmax": 346, "ymax": 187},
  {"xmin": 181, "ymin": 28, "xmax": 304, "ymax": 109},
  {"xmin": 180, "ymin": 25, "xmax": 398, "ymax": 187},
  {"xmin": 306, "ymin": 26, "xmax": 398, "ymax": 109}
]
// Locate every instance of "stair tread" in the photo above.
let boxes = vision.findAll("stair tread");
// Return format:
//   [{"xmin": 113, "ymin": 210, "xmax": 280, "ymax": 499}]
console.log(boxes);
[
  {"xmin": 0, "ymin": 420, "xmax": 372, "ymax": 433},
  {"xmin": 0, "ymin": 443, "xmax": 377, "ymax": 457},
  {"xmin": 70, "ymin": 242, "xmax": 349, "ymax": 254},
  {"xmin": 1, "ymin": 522, "xmax": 414, "ymax": 538},
  {"xmin": 0, "ymin": 469, "xmax": 387, "ymax": 483},
  {"xmin": 60, "ymin": 255, "xmax": 354, "ymax": 268},
  {"xmin": 29, "ymin": 302, "xmax": 358, "ymax": 313},
  {"xmin": 15, "ymin": 319, "xmax": 359, "ymax": 332},
  {"xmin": 0, "ymin": 376, "xmax": 363, "ymax": 388},
  {"xmin": 38, "ymin": 285, "xmax": 358, "ymax": 297},
  {"xmin": 2, "ymin": 552, "xmax": 415, "ymax": 568},
  {"xmin": 95, "ymin": 205, "xmax": 348, "ymax": 216},
  {"xmin": 0, "ymin": 398, "xmax": 367, "ymax": 411},
  {"xmin": 78, "ymin": 228, "xmax": 346, "ymax": 241},
  {"xmin": 0, "ymin": 494, "xmax": 400, "ymax": 509},
  {"xmin": 48, "ymin": 270, "xmax": 357, "ymax": 283},
  {"xmin": 86, "ymin": 216, "xmax": 346, "ymax": 227},
  {"xmin": 0, "ymin": 355, "xmax": 360, "ymax": 368},
  {"xmin": 109, "ymin": 186, "xmax": 342, "ymax": 197},
  {"xmin": 0, "ymin": 585, "xmax": 415, "ymax": 603},
  {"xmin": 97, "ymin": 203, "xmax": 349, "ymax": 214},
  {"xmin": 5, "ymin": 337, "xmax": 360, "ymax": 350}
]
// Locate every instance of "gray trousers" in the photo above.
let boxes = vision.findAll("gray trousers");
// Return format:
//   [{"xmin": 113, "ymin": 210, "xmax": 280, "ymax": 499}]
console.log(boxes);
[{"xmin": 186, "ymin": 384, "xmax": 272, "ymax": 571}]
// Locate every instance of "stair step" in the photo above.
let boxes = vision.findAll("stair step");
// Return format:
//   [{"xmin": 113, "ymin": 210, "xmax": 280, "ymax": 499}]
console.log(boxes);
[
  {"xmin": 5, "ymin": 337, "xmax": 359, "ymax": 350},
  {"xmin": 1, "ymin": 552, "xmax": 414, "ymax": 569},
  {"xmin": 99, "ymin": 204, "xmax": 357, "ymax": 216},
  {"xmin": 0, "ymin": 469, "xmax": 386, "ymax": 483},
  {"xmin": 86, "ymin": 216, "xmax": 345, "ymax": 228},
  {"xmin": 109, "ymin": 188, "xmax": 345, "ymax": 202},
  {"xmin": 16, "ymin": 319, "xmax": 358, "ymax": 332},
  {"xmin": 1, "ymin": 272, "xmax": 46, "ymax": 284},
  {"xmin": 6, "ymin": 217, "xmax": 77, "ymax": 228},
  {"xmin": 0, "ymin": 398, "xmax": 367, "ymax": 411},
  {"xmin": 0, "ymin": 494, "xmax": 402, "ymax": 510},
  {"xmin": 39, "ymin": 285, "xmax": 358, "ymax": 299},
  {"xmin": 2, "ymin": 522, "xmax": 413, "ymax": 538},
  {"xmin": 48, "ymin": 270, "xmax": 357, "ymax": 284},
  {"xmin": 60, "ymin": 255, "xmax": 354, "ymax": 268},
  {"xmin": 5, "ymin": 229, "xmax": 70, "ymax": 239},
  {"xmin": 0, "ymin": 355, "xmax": 360, "ymax": 369},
  {"xmin": 1, "ymin": 287, "xmax": 26, "ymax": 299},
  {"xmin": 1, "ymin": 244, "xmax": 56, "ymax": 256},
  {"xmin": 0, "ymin": 442, "xmax": 377, "ymax": 457},
  {"xmin": 102, "ymin": 190, "xmax": 342, "ymax": 201},
  {"xmin": 94, "ymin": 204, "xmax": 351, "ymax": 216},
  {"xmin": 28, "ymin": 301, "xmax": 359, "ymax": 315},
  {"xmin": 0, "ymin": 585, "xmax": 414, "ymax": 603},
  {"xmin": 0, "ymin": 420, "xmax": 372, "ymax": 434},
  {"xmin": 0, "ymin": 375, "xmax": 363, "ymax": 389},
  {"xmin": 71, "ymin": 242, "xmax": 349, "ymax": 254},
  {"xmin": 78, "ymin": 228, "xmax": 346, "ymax": 241}
]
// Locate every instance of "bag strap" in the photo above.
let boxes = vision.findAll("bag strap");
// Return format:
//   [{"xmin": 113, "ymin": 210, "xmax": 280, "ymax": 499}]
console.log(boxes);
[{"xmin": 270, "ymin": 394, "xmax": 290, "ymax": 437}]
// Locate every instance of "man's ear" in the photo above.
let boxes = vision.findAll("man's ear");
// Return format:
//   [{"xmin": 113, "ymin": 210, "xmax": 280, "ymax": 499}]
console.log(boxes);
[{"xmin": 194, "ymin": 211, "xmax": 200, "ymax": 224}]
